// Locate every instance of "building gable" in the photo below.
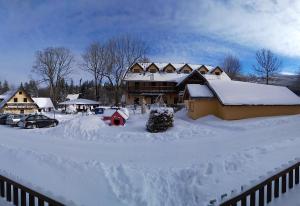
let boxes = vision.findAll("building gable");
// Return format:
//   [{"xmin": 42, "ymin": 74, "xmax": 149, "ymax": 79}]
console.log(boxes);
[
  {"xmin": 146, "ymin": 63, "xmax": 159, "ymax": 73},
  {"xmin": 162, "ymin": 63, "xmax": 176, "ymax": 73},
  {"xmin": 210, "ymin": 66, "xmax": 223, "ymax": 75},
  {"xmin": 198, "ymin": 65, "xmax": 209, "ymax": 74},
  {"xmin": 7, "ymin": 89, "xmax": 35, "ymax": 104},
  {"xmin": 177, "ymin": 70, "xmax": 207, "ymax": 90},
  {"xmin": 130, "ymin": 63, "xmax": 144, "ymax": 73},
  {"xmin": 179, "ymin": 64, "xmax": 193, "ymax": 74}
]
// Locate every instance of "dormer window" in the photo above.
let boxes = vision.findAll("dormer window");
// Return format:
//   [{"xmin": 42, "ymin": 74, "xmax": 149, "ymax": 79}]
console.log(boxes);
[
  {"xmin": 200, "ymin": 71, "xmax": 206, "ymax": 74},
  {"xmin": 183, "ymin": 70, "xmax": 190, "ymax": 74},
  {"xmin": 215, "ymin": 72, "xmax": 221, "ymax": 75},
  {"xmin": 133, "ymin": 68, "xmax": 141, "ymax": 73},
  {"xmin": 165, "ymin": 69, "xmax": 174, "ymax": 73},
  {"xmin": 149, "ymin": 68, "xmax": 157, "ymax": 73}
]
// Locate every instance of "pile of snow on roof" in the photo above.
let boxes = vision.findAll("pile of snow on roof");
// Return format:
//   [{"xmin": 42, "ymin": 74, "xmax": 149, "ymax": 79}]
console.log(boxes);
[
  {"xmin": 186, "ymin": 84, "xmax": 214, "ymax": 98},
  {"xmin": 209, "ymin": 80, "xmax": 300, "ymax": 105}
]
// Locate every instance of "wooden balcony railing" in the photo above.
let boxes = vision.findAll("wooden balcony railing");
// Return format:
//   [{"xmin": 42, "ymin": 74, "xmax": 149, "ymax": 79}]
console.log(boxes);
[
  {"xmin": 6, "ymin": 103, "xmax": 37, "ymax": 109},
  {"xmin": 0, "ymin": 174, "xmax": 64, "ymax": 206},
  {"xmin": 127, "ymin": 86, "xmax": 176, "ymax": 93},
  {"xmin": 216, "ymin": 160, "xmax": 300, "ymax": 206}
]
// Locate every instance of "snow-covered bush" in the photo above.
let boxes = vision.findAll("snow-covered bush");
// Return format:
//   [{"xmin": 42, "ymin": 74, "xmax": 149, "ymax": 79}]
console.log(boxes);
[
  {"xmin": 65, "ymin": 105, "xmax": 77, "ymax": 114},
  {"xmin": 146, "ymin": 108, "xmax": 174, "ymax": 133}
]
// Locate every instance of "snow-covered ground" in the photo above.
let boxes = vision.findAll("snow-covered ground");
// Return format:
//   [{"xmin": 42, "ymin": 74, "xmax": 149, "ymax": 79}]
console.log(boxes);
[{"xmin": 1, "ymin": 110, "xmax": 300, "ymax": 206}]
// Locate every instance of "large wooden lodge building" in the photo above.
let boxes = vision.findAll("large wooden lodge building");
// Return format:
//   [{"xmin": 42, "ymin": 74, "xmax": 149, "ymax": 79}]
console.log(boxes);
[
  {"xmin": 123, "ymin": 62, "xmax": 300, "ymax": 120},
  {"xmin": 122, "ymin": 62, "xmax": 230, "ymax": 106}
]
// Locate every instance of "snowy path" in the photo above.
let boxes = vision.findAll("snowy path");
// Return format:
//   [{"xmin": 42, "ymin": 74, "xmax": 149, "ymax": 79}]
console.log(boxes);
[{"xmin": 0, "ymin": 112, "xmax": 300, "ymax": 205}]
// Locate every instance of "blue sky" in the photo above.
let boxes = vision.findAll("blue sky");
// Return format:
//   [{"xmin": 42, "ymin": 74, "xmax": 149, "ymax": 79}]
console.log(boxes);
[{"xmin": 0, "ymin": 0, "xmax": 300, "ymax": 84}]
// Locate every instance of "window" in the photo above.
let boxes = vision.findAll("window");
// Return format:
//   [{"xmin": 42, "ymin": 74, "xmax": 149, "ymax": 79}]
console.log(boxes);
[
  {"xmin": 20, "ymin": 110, "xmax": 24, "ymax": 114},
  {"xmin": 200, "ymin": 71, "xmax": 206, "ymax": 74},
  {"xmin": 183, "ymin": 70, "xmax": 190, "ymax": 74},
  {"xmin": 133, "ymin": 68, "xmax": 141, "ymax": 73},
  {"xmin": 23, "ymin": 98, "xmax": 27, "ymax": 102},
  {"xmin": 14, "ymin": 98, "xmax": 18, "ymax": 102},
  {"xmin": 215, "ymin": 72, "xmax": 221, "ymax": 75},
  {"xmin": 166, "ymin": 69, "xmax": 173, "ymax": 73},
  {"xmin": 149, "ymin": 68, "xmax": 157, "ymax": 73},
  {"xmin": 19, "ymin": 91, "xmax": 22, "ymax": 95}
]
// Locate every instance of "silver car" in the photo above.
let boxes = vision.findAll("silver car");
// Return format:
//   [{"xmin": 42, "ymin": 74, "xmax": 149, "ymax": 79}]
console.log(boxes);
[{"xmin": 6, "ymin": 114, "xmax": 26, "ymax": 127}]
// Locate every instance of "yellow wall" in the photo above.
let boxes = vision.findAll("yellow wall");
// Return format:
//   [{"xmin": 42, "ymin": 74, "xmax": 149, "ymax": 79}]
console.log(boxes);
[
  {"xmin": 1, "ymin": 90, "xmax": 38, "ymax": 114},
  {"xmin": 186, "ymin": 98, "xmax": 300, "ymax": 120},
  {"xmin": 185, "ymin": 99, "xmax": 219, "ymax": 119}
]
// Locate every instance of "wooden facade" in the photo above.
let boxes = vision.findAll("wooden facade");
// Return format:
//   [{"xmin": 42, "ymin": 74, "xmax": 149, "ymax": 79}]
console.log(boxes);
[
  {"xmin": 124, "ymin": 66, "xmax": 208, "ymax": 106},
  {"xmin": 185, "ymin": 98, "xmax": 300, "ymax": 120},
  {"xmin": 0, "ymin": 88, "xmax": 38, "ymax": 114}
]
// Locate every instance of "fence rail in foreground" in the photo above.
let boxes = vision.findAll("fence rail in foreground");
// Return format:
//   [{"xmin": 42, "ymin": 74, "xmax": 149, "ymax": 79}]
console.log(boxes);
[
  {"xmin": 0, "ymin": 174, "xmax": 64, "ymax": 206},
  {"xmin": 218, "ymin": 161, "xmax": 300, "ymax": 206}
]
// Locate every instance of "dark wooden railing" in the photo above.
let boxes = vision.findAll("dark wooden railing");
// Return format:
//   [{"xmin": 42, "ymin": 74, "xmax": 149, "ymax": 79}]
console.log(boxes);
[
  {"xmin": 128, "ymin": 86, "xmax": 176, "ymax": 93},
  {"xmin": 0, "ymin": 174, "xmax": 64, "ymax": 206},
  {"xmin": 219, "ymin": 161, "xmax": 300, "ymax": 206}
]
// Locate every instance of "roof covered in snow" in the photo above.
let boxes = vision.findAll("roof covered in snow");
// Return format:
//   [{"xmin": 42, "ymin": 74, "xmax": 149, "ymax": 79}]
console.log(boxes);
[
  {"xmin": 208, "ymin": 80, "xmax": 300, "ymax": 105},
  {"xmin": 32, "ymin": 98, "xmax": 54, "ymax": 109},
  {"xmin": 186, "ymin": 84, "xmax": 214, "ymax": 98},
  {"xmin": 66, "ymin": 94, "xmax": 80, "ymax": 100},
  {"xmin": 103, "ymin": 108, "xmax": 129, "ymax": 120},
  {"xmin": 0, "ymin": 89, "xmax": 20, "ymax": 109},
  {"xmin": 59, "ymin": 98, "xmax": 100, "ymax": 105},
  {"xmin": 123, "ymin": 62, "xmax": 231, "ymax": 83}
]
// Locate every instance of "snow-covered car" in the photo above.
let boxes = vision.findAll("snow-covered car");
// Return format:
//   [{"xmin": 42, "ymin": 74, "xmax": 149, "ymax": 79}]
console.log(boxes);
[
  {"xmin": 18, "ymin": 114, "xmax": 59, "ymax": 129},
  {"xmin": 6, "ymin": 114, "xmax": 26, "ymax": 126}
]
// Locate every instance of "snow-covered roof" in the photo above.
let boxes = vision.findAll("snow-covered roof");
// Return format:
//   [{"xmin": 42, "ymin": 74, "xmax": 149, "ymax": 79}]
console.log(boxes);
[
  {"xmin": 0, "ymin": 89, "xmax": 18, "ymax": 109},
  {"xmin": 59, "ymin": 98, "xmax": 99, "ymax": 105},
  {"xmin": 66, "ymin": 94, "xmax": 80, "ymax": 100},
  {"xmin": 32, "ymin": 98, "xmax": 54, "ymax": 109},
  {"xmin": 103, "ymin": 108, "xmax": 129, "ymax": 120},
  {"xmin": 136, "ymin": 62, "xmax": 214, "ymax": 72},
  {"xmin": 208, "ymin": 80, "xmax": 300, "ymax": 105},
  {"xmin": 186, "ymin": 84, "xmax": 214, "ymax": 98},
  {"xmin": 123, "ymin": 62, "xmax": 231, "ymax": 83}
]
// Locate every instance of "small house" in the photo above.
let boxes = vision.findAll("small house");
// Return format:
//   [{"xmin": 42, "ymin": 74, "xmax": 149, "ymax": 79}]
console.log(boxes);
[
  {"xmin": 102, "ymin": 109, "xmax": 129, "ymax": 126},
  {"xmin": 32, "ymin": 97, "xmax": 55, "ymax": 112},
  {"xmin": 59, "ymin": 98, "xmax": 100, "ymax": 112},
  {"xmin": 0, "ymin": 86, "xmax": 39, "ymax": 114}
]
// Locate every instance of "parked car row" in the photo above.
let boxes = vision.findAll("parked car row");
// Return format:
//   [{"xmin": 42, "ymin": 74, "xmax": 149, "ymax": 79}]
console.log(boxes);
[{"xmin": 0, "ymin": 114, "xmax": 59, "ymax": 129}]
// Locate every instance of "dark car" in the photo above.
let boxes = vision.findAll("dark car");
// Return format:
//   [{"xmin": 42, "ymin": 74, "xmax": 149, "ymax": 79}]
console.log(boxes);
[
  {"xmin": 18, "ymin": 115, "xmax": 59, "ymax": 129},
  {"xmin": 0, "ymin": 114, "xmax": 10, "ymax": 125}
]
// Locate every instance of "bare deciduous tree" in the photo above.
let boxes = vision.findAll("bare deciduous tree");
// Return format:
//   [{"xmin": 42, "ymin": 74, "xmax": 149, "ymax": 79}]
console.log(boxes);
[
  {"xmin": 32, "ymin": 47, "xmax": 74, "ymax": 105},
  {"xmin": 221, "ymin": 54, "xmax": 242, "ymax": 79},
  {"xmin": 81, "ymin": 42, "xmax": 107, "ymax": 101},
  {"xmin": 105, "ymin": 35, "xmax": 148, "ymax": 105},
  {"xmin": 253, "ymin": 49, "xmax": 281, "ymax": 84}
]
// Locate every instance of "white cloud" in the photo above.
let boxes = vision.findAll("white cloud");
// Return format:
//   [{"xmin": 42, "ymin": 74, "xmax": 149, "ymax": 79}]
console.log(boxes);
[{"xmin": 170, "ymin": 0, "xmax": 300, "ymax": 57}]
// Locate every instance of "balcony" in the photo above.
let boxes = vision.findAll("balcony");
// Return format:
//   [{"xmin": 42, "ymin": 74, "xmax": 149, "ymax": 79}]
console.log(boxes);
[
  {"xmin": 6, "ymin": 102, "xmax": 37, "ymax": 109},
  {"xmin": 127, "ymin": 86, "xmax": 176, "ymax": 93}
]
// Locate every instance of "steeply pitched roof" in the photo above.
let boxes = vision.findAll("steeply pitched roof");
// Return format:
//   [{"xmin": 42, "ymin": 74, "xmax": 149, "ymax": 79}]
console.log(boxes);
[
  {"xmin": 0, "ymin": 90, "xmax": 17, "ymax": 109},
  {"xmin": 208, "ymin": 80, "xmax": 300, "ymax": 105}
]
